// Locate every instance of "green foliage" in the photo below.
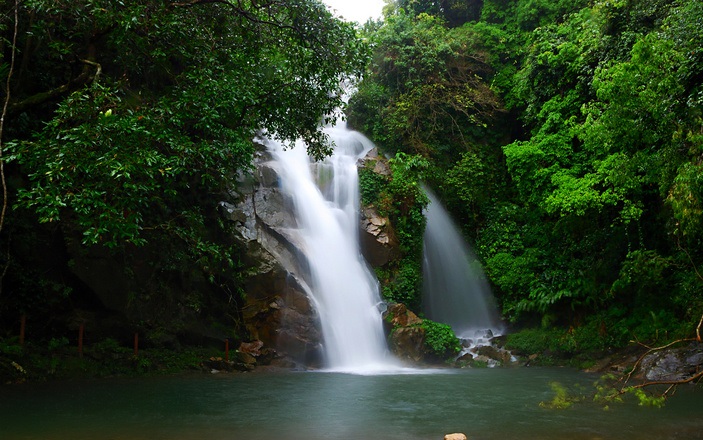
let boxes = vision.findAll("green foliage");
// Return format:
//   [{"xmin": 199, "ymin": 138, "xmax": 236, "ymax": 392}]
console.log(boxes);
[
  {"xmin": 540, "ymin": 381, "xmax": 583, "ymax": 409},
  {"xmin": 348, "ymin": 10, "xmax": 501, "ymax": 160},
  {"xmin": 374, "ymin": 153, "xmax": 429, "ymax": 309},
  {"xmin": 47, "ymin": 337, "xmax": 70, "ymax": 352},
  {"xmin": 348, "ymin": 0, "xmax": 703, "ymax": 370},
  {"xmin": 421, "ymin": 319, "xmax": 462, "ymax": 359},
  {"xmin": 7, "ymin": 0, "xmax": 367, "ymax": 247},
  {"xmin": 594, "ymin": 374, "xmax": 666, "ymax": 409},
  {"xmin": 628, "ymin": 387, "xmax": 667, "ymax": 408},
  {"xmin": 505, "ymin": 328, "xmax": 560, "ymax": 355},
  {"xmin": 1, "ymin": 0, "xmax": 368, "ymax": 341},
  {"xmin": 0, "ymin": 338, "xmax": 23, "ymax": 357},
  {"xmin": 358, "ymin": 166, "xmax": 388, "ymax": 206}
]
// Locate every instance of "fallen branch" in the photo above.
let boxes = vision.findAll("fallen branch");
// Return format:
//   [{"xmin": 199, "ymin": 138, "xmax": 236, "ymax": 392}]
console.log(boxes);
[
  {"xmin": 627, "ymin": 369, "xmax": 703, "ymax": 391},
  {"xmin": 618, "ymin": 313, "xmax": 703, "ymax": 399}
]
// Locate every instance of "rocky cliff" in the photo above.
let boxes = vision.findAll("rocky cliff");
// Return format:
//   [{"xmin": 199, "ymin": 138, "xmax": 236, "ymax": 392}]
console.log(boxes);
[{"xmin": 221, "ymin": 145, "xmax": 400, "ymax": 367}]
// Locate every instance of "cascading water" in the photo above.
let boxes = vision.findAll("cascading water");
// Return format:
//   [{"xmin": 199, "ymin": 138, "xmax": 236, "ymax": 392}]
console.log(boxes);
[
  {"xmin": 422, "ymin": 187, "xmax": 503, "ymax": 340},
  {"xmin": 266, "ymin": 125, "xmax": 394, "ymax": 372}
]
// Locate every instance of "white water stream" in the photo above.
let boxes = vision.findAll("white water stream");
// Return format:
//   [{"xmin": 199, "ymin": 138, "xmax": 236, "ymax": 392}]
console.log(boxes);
[
  {"xmin": 267, "ymin": 126, "xmax": 394, "ymax": 372},
  {"xmin": 422, "ymin": 187, "xmax": 503, "ymax": 340}
]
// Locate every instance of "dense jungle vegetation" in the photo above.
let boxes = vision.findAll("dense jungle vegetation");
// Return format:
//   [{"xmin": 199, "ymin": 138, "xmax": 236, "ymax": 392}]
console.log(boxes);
[
  {"xmin": 0, "ymin": 0, "xmax": 702, "ymax": 377},
  {"xmin": 350, "ymin": 0, "xmax": 703, "ymax": 355},
  {"xmin": 0, "ymin": 0, "xmax": 366, "ymax": 372}
]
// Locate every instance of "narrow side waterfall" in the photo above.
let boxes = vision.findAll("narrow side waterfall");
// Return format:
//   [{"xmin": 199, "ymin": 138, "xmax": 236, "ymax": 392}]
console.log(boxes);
[
  {"xmin": 422, "ymin": 188, "xmax": 503, "ymax": 339},
  {"xmin": 267, "ymin": 126, "xmax": 393, "ymax": 372}
]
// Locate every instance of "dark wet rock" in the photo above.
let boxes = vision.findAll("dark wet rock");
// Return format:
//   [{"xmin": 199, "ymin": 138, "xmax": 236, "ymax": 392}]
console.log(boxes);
[
  {"xmin": 384, "ymin": 303, "xmax": 423, "ymax": 329},
  {"xmin": 388, "ymin": 326, "xmax": 428, "ymax": 363},
  {"xmin": 359, "ymin": 206, "xmax": 399, "ymax": 267},
  {"xmin": 473, "ymin": 345, "xmax": 514, "ymax": 365},
  {"xmin": 638, "ymin": 342, "xmax": 703, "ymax": 381},
  {"xmin": 234, "ymin": 350, "xmax": 257, "ymax": 366},
  {"xmin": 357, "ymin": 149, "xmax": 401, "ymax": 268},
  {"xmin": 222, "ymin": 147, "xmax": 325, "ymax": 368},
  {"xmin": 383, "ymin": 303, "xmax": 438, "ymax": 364},
  {"xmin": 201, "ymin": 357, "xmax": 254, "ymax": 373},
  {"xmin": 239, "ymin": 340, "xmax": 264, "ymax": 356}
]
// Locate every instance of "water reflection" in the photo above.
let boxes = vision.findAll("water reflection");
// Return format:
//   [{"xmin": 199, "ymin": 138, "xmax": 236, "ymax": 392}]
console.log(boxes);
[{"xmin": 1, "ymin": 369, "xmax": 702, "ymax": 440}]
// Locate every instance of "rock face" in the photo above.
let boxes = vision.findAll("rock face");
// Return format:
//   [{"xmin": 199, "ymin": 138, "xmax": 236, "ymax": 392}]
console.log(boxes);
[
  {"xmin": 357, "ymin": 148, "xmax": 399, "ymax": 268},
  {"xmin": 638, "ymin": 341, "xmax": 703, "ymax": 381},
  {"xmin": 360, "ymin": 206, "xmax": 398, "ymax": 267},
  {"xmin": 221, "ymin": 147, "xmax": 323, "ymax": 367},
  {"xmin": 221, "ymin": 145, "xmax": 406, "ymax": 368},
  {"xmin": 384, "ymin": 303, "xmax": 433, "ymax": 363}
]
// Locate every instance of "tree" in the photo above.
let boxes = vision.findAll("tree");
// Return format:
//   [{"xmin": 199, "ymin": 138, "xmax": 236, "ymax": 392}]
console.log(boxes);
[
  {"xmin": 0, "ymin": 0, "xmax": 368, "ymax": 339},
  {"xmin": 4, "ymin": 0, "xmax": 366, "ymax": 247},
  {"xmin": 349, "ymin": 10, "xmax": 500, "ymax": 162}
]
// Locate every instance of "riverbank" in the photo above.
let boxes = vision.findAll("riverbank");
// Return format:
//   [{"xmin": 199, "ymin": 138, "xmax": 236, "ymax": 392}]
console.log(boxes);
[
  {"xmin": 0, "ymin": 338, "xmax": 225, "ymax": 384},
  {"xmin": 3, "ymin": 329, "xmax": 702, "ymax": 387}
]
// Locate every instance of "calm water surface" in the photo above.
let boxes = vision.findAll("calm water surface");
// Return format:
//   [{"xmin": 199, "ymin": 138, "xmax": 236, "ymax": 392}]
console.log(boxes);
[{"xmin": 1, "ymin": 368, "xmax": 702, "ymax": 440}]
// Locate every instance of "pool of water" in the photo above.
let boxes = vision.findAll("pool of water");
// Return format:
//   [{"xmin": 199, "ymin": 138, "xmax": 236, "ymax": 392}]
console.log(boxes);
[{"xmin": 1, "ymin": 368, "xmax": 702, "ymax": 439}]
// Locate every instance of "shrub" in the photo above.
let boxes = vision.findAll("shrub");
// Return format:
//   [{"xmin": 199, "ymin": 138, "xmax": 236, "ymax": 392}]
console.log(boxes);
[{"xmin": 421, "ymin": 319, "xmax": 462, "ymax": 359}]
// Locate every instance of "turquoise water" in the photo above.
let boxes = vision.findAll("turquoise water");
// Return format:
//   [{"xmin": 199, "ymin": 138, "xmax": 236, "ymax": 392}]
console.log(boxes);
[{"xmin": 1, "ymin": 368, "xmax": 702, "ymax": 439}]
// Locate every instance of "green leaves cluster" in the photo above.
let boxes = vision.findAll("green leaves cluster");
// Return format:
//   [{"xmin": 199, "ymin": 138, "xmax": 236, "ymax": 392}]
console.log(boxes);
[
  {"xmin": 421, "ymin": 318, "xmax": 462, "ymax": 359},
  {"xmin": 351, "ymin": 0, "xmax": 703, "ymax": 345},
  {"xmin": 349, "ymin": 9, "xmax": 500, "ymax": 163},
  {"xmin": 5, "ymin": 0, "xmax": 367, "ymax": 245},
  {"xmin": 360, "ymin": 153, "xmax": 429, "ymax": 309},
  {"xmin": 0, "ymin": 0, "xmax": 368, "ymax": 339}
]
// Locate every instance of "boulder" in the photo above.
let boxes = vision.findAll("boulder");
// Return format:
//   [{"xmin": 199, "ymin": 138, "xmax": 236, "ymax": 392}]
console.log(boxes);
[
  {"xmin": 357, "ymin": 148, "xmax": 401, "ymax": 268},
  {"xmin": 358, "ymin": 147, "xmax": 391, "ymax": 176},
  {"xmin": 638, "ymin": 341, "xmax": 703, "ymax": 381},
  {"xmin": 388, "ymin": 326, "xmax": 428, "ymax": 363},
  {"xmin": 239, "ymin": 340, "xmax": 264, "ymax": 355},
  {"xmin": 384, "ymin": 303, "xmax": 434, "ymax": 364},
  {"xmin": 359, "ymin": 206, "xmax": 399, "ymax": 267},
  {"xmin": 385, "ymin": 303, "xmax": 423, "ymax": 328},
  {"xmin": 445, "ymin": 434, "xmax": 468, "ymax": 440},
  {"xmin": 473, "ymin": 345, "xmax": 514, "ymax": 365}
]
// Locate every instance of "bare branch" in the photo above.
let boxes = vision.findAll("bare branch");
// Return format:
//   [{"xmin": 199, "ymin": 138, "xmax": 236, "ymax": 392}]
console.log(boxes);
[
  {"xmin": 622, "ymin": 336, "xmax": 698, "ymax": 390},
  {"xmin": 626, "ymin": 369, "xmax": 703, "ymax": 393}
]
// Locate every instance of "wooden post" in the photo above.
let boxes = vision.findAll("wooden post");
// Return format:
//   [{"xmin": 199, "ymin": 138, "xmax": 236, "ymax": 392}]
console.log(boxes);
[
  {"xmin": 19, "ymin": 314, "xmax": 26, "ymax": 346},
  {"xmin": 133, "ymin": 332, "xmax": 139, "ymax": 357},
  {"xmin": 225, "ymin": 339, "xmax": 229, "ymax": 362},
  {"xmin": 78, "ymin": 323, "xmax": 84, "ymax": 358}
]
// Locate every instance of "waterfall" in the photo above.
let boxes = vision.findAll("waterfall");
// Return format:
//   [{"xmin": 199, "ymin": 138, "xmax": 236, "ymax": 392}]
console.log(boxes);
[
  {"xmin": 422, "ymin": 187, "xmax": 503, "ymax": 339},
  {"xmin": 266, "ymin": 125, "xmax": 394, "ymax": 372}
]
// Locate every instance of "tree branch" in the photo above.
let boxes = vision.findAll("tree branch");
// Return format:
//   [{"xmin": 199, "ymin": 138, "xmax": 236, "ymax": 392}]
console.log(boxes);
[
  {"xmin": 615, "ymin": 313, "xmax": 703, "ymax": 401},
  {"xmin": 8, "ymin": 59, "xmax": 102, "ymax": 115},
  {"xmin": 627, "ymin": 369, "xmax": 703, "ymax": 391},
  {"xmin": 0, "ymin": 0, "xmax": 19, "ymax": 235},
  {"xmin": 169, "ymin": 0, "xmax": 324, "ymax": 49}
]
